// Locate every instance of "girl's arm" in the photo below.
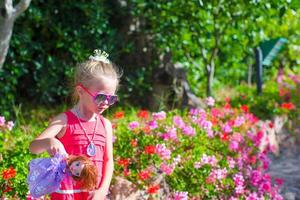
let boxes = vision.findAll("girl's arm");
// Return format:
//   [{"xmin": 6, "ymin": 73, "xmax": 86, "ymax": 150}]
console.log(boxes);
[
  {"xmin": 29, "ymin": 113, "xmax": 67, "ymax": 156},
  {"xmin": 91, "ymin": 118, "xmax": 114, "ymax": 200}
]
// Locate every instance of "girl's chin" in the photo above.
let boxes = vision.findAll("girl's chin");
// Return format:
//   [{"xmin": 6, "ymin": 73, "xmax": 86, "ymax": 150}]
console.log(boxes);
[{"xmin": 97, "ymin": 107, "xmax": 106, "ymax": 113}]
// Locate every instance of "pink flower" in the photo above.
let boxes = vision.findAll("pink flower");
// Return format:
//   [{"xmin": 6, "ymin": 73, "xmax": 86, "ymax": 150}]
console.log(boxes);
[
  {"xmin": 207, "ymin": 129, "xmax": 214, "ymax": 138},
  {"xmin": 227, "ymin": 156, "xmax": 236, "ymax": 169},
  {"xmin": 233, "ymin": 173, "xmax": 245, "ymax": 195},
  {"xmin": 173, "ymin": 155, "xmax": 181, "ymax": 165},
  {"xmin": 198, "ymin": 120, "xmax": 212, "ymax": 130},
  {"xmin": 250, "ymin": 170, "xmax": 261, "ymax": 187},
  {"xmin": 211, "ymin": 108, "xmax": 222, "ymax": 118},
  {"xmin": 6, "ymin": 121, "xmax": 14, "ymax": 131},
  {"xmin": 160, "ymin": 162, "xmax": 174, "ymax": 175},
  {"xmin": 275, "ymin": 178, "xmax": 284, "ymax": 186},
  {"xmin": 161, "ymin": 127, "xmax": 177, "ymax": 141},
  {"xmin": 246, "ymin": 192, "xmax": 263, "ymax": 200},
  {"xmin": 152, "ymin": 111, "xmax": 166, "ymax": 120},
  {"xmin": 206, "ymin": 96, "xmax": 215, "ymax": 107},
  {"xmin": 209, "ymin": 168, "xmax": 227, "ymax": 180},
  {"xmin": 156, "ymin": 144, "xmax": 171, "ymax": 160},
  {"xmin": 194, "ymin": 162, "xmax": 202, "ymax": 169},
  {"xmin": 189, "ymin": 108, "xmax": 202, "ymax": 116},
  {"xmin": 259, "ymin": 181, "xmax": 271, "ymax": 193},
  {"xmin": 229, "ymin": 140, "xmax": 239, "ymax": 151},
  {"xmin": 128, "ymin": 121, "xmax": 139, "ymax": 130},
  {"xmin": 172, "ymin": 191, "xmax": 188, "ymax": 200},
  {"xmin": 0, "ymin": 116, "xmax": 5, "ymax": 126},
  {"xmin": 173, "ymin": 116, "xmax": 185, "ymax": 128},
  {"xmin": 201, "ymin": 154, "xmax": 217, "ymax": 167},
  {"xmin": 182, "ymin": 125, "xmax": 196, "ymax": 137},
  {"xmin": 112, "ymin": 135, "xmax": 117, "ymax": 143},
  {"xmin": 234, "ymin": 116, "xmax": 245, "ymax": 127},
  {"xmin": 147, "ymin": 120, "xmax": 158, "ymax": 130},
  {"xmin": 222, "ymin": 123, "xmax": 232, "ymax": 133},
  {"xmin": 254, "ymin": 131, "xmax": 264, "ymax": 146}
]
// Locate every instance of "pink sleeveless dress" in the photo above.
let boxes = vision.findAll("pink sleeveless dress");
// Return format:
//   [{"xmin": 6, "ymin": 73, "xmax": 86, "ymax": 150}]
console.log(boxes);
[{"xmin": 50, "ymin": 110, "xmax": 107, "ymax": 200}]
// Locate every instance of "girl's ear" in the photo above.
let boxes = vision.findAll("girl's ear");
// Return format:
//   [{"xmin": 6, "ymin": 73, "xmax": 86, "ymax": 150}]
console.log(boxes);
[{"xmin": 76, "ymin": 85, "xmax": 83, "ymax": 95}]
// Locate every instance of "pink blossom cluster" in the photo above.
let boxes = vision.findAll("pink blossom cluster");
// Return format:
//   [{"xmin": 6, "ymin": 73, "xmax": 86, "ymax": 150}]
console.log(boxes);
[
  {"xmin": 128, "ymin": 121, "xmax": 139, "ymax": 130},
  {"xmin": 233, "ymin": 173, "xmax": 245, "ymax": 195},
  {"xmin": 0, "ymin": 116, "xmax": 14, "ymax": 132},
  {"xmin": 161, "ymin": 127, "xmax": 178, "ymax": 141},
  {"xmin": 173, "ymin": 116, "xmax": 196, "ymax": 137},
  {"xmin": 194, "ymin": 154, "xmax": 217, "ymax": 168},
  {"xmin": 168, "ymin": 191, "xmax": 188, "ymax": 200},
  {"xmin": 206, "ymin": 168, "xmax": 227, "ymax": 183},
  {"xmin": 115, "ymin": 99, "xmax": 284, "ymax": 199},
  {"xmin": 152, "ymin": 111, "xmax": 167, "ymax": 120},
  {"xmin": 155, "ymin": 143, "xmax": 171, "ymax": 160},
  {"xmin": 205, "ymin": 96, "xmax": 215, "ymax": 107}
]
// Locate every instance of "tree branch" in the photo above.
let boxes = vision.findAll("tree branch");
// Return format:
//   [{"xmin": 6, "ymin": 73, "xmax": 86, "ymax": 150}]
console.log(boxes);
[
  {"xmin": 2, "ymin": 0, "xmax": 13, "ymax": 18},
  {"xmin": 13, "ymin": 0, "xmax": 31, "ymax": 18}
]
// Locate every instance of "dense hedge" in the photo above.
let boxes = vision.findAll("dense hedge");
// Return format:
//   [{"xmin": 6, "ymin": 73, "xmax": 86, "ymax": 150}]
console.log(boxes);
[
  {"xmin": 1, "ymin": 1, "xmax": 299, "ymax": 116},
  {"xmin": 1, "ymin": 0, "xmax": 118, "ymax": 112}
]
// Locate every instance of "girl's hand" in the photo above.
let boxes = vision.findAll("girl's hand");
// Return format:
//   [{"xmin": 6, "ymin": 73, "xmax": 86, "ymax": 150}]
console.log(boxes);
[
  {"xmin": 47, "ymin": 138, "xmax": 68, "ymax": 157},
  {"xmin": 88, "ymin": 189, "xmax": 107, "ymax": 200}
]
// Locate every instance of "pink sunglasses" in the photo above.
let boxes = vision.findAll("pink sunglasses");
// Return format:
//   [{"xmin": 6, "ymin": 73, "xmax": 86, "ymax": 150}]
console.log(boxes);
[{"xmin": 78, "ymin": 84, "xmax": 118, "ymax": 106}]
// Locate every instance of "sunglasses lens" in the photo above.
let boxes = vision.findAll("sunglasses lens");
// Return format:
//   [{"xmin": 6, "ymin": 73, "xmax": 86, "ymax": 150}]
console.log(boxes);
[
  {"xmin": 95, "ymin": 94, "xmax": 107, "ymax": 104},
  {"xmin": 109, "ymin": 96, "xmax": 118, "ymax": 105}
]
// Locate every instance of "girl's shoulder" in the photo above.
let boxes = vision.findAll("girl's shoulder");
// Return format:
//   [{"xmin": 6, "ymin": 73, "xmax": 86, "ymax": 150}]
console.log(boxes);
[
  {"xmin": 101, "ymin": 116, "xmax": 112, "ymax": 128},
  {"xmin": 49, "ymin": 112, "xmax": 67, "ymax": 126}
]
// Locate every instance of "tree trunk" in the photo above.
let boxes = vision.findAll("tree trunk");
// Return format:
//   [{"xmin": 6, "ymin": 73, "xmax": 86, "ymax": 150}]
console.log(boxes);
[
  {"xmin": 0, "ymin": 0, "xmax": 31, "ymax": 70},
  {"xmin": 206, "ymin": 62, "xmax": 215, "ymax": 97},
  {"xmin": 248, "ymin": 64, "xmax": 253, "ymax": 85},
  {"xmin": 0, "ymin": 16, "xmax": 14, "ymax": 70}
]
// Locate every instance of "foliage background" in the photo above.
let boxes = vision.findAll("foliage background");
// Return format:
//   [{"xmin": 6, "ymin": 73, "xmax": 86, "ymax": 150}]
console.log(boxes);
[{"xmin": 0, "ymin": 0, "xmax": 299, "ymax": 115}]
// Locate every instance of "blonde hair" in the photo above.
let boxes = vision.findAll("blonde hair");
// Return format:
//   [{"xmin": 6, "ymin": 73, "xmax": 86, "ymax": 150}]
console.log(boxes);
[
  {"xmin": 72, "ymin": 59, "xmax": 122, "ymax": 102},
  {"xmin": 67, "ymin": 155, "xmax": 98, "ymax": 190}
]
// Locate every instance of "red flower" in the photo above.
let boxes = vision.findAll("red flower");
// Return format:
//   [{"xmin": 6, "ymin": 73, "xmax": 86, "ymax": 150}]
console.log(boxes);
[
  {"xmin": 138, "ymin": 169, "xmax": 151, "ymax": 181},
  {"xmin": 113, "ymin": 111, "xmax": 125, "ymax": 119},
  {"xmin": 131, "ymin": 139, "xmax": 138, "ymax": 147},
  {"xmin": 112, "ymin": 123, "xmax": 117, "ymax": 129},
  {"xmin": 3, "ymin": 185, "xmax": 12, "ymax": 193},
  {"xmin": 268, "ymin": 122, "xmax": 274, "ymax": 128},
  {"xmin": 240, "ymin": 105, "xmax": 249, "ymax": 113},
  {"xmin": 224, "ymin": 103, "xmax": 231, "ymax": 109},
  {"xmin": 137, "ymin": 110, "xmax": 149, "ymax": 119},
  {"xmin": 249, "ymin": 155, "xmax": 257, "ymax": 165},
  {"xmin": 142, "ymin": 125, "xmax": 151, "ymax": 134},
  {"xmin": 225, "ymin": 97, "xmax": 231, "ymax": 103},
  {"xmin": 2, "ymin": 167, "xmax": 16, "ymax": 180},
  {"xmin": 123, "ymin": 168, "xmax": 131, "ymax": 177},
  {"xmin": 144, "ymin": 145, "xmax": 156, "ymax": 154},
  {"xmin": 275, "ymin": 178, "xmax": 284, "ymax": 186},
  {"xmin": 281, "ymin": 102, "xmax": 295, "ymax": 110},
  {"xmin": 220, "ymin": 133, "xmax": 229, "ymax": 141},
  {"xmin": 118, "ymin": 158, "xmax": 130, "ymax": 167},
  {"xmin": 210, "ymin": 117, "xmax": 218, "ymax": 126},
  {"xmin": 147, "ymin": 184, "xmax": 160, "ymax": 194}
]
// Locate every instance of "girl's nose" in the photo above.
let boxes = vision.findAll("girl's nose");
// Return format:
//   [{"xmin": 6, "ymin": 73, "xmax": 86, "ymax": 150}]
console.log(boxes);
[{"xmin": 104, "ymin": 99, "xmax": 109, "ymax": 105}]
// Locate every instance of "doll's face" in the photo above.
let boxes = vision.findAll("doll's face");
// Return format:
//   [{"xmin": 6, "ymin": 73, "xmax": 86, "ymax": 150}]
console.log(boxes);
[{"xmin": 69, "ymin": 160, "xmax": 85, "ymax": 177}]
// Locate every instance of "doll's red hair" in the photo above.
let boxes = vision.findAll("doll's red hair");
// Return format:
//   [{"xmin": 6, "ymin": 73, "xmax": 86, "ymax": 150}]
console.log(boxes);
[{"xmin": 67, "ymin": 155, "xmax": 98, "ymax": 190}]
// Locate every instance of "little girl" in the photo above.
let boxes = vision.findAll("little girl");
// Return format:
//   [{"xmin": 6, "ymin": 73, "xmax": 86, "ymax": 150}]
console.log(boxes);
[
  {"xmin": 29, "ymin": 49, "xmax": 121, "ymax": 200},
  {"xmin": 27, "ymin": 154, "xmax": 98, "ymax": 198}
]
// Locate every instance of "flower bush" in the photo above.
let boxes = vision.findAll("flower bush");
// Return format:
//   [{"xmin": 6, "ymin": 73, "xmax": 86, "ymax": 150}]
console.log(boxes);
[
  {"xmin": 112, "ymin": 101, "xmax": 283, "ymax": 199},
  {"xmin": 230, "ymin": 69, "xmax": 298, "ymax": 121}
]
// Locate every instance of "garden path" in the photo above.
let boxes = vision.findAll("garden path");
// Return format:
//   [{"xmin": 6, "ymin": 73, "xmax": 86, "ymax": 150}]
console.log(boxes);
[{"xmin": 269, "ymin": 134, "xmax": 300, "ymax": 200}]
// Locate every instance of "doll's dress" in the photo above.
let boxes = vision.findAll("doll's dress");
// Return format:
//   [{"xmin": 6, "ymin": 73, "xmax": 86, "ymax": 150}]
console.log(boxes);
[{"xmin": 27, "ymin": 154, "xmax": 68, "ymax": 198}]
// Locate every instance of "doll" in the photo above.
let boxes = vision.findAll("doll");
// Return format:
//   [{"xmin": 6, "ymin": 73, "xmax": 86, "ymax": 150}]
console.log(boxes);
[{"xmin": 27, "ymin": 154, "xmax": 98, "ymax": 198}]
